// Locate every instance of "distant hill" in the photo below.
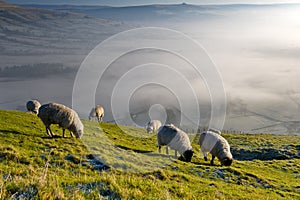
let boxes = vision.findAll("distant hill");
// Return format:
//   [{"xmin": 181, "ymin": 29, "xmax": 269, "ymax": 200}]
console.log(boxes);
[
  {"xmin": 18, "ymin": 3, "xmax": 219, "ymax": 22},
  {"xmin": 0, "ymin": 1, "xmax": 130, "ymax": 57},
  {"xmin": 0, "ymin": 0, "xmax": 19, "ymax": 8},
  {"xmin": 18, "ymin": 2, "xmax": 300, "ymax": 22}
]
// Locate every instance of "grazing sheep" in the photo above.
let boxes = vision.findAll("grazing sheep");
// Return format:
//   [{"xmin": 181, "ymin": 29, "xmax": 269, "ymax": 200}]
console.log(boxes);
[
  {"xmin": 146, "ymin": 120, "xmax": 162, "ymax": 134},
  {"xmin": 198, "ymin": 131, "xmax": 233, "ymax": 166},
  {"xmin": 157, "ymin": 124, "xmax": 194, "ymax": 162},
  {"xmin": 26, "ymin": 100, "xmax": 41, "ymax": 114},
  {"xmin": 38, "ymin": 103, "xmax": 84, "ymax": 138},
  {"xmin": 89, "ymin": 105, "xmax": 104, "ymax": 122}
]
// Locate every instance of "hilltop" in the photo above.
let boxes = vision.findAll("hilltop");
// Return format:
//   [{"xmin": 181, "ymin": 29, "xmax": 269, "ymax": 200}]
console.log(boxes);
[{"xmin": 0, "ymin": 110, "xmax": 299, "ymax": 199}]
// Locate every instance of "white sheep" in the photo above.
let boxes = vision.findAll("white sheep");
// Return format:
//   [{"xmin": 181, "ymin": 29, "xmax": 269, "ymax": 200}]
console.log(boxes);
[
  {"xmin": 157, "ymin": 124, "xmax": 194, "ymax": 162},
  {"xmin": 26, "ymin": 99, "xmax": 41, "ymax": 114},
  {"xmin": 38, "ymin": 103, "xmax": 84, "ymax": 138},
  {"xmin": 198, "ymin": 131, "xmax": 233, "ymax": 166},
  {"xmin": 89, "ymin": 105, "xmax": 104, "ymax": 122},
  {"xmin": 146, "ymin": 120, "xmax": 162, "ymax": 134}
]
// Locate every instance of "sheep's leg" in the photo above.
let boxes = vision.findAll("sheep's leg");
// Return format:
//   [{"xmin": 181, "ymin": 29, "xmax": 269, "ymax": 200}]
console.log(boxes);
[
  {"xmin": 175, "ymin": 150, "xmax": 178, "ymax": 158},
  {"xmin": 210, "ymin": 155, "xmax": 215, "ymax": 166},
  {"xmin": 203, "ymin": 152, "xmax": 208, "ymax": 161},
  {"xmin": 45, "ymin": 127, "xmax": 51, "ymax": 136},
  {"xmin": 69, "ymin": 131, "xmax": 74, "ymax": 137},
  {"xmin": 166, "ymin": 146, "xmax": 169, "ymax": 155},
  {"xmin": 46, "ymin": 126, "xmax": 54, "ymax": 137},
  {"xmin": 158, "ymin": 146, "xmax": 161, "ymax": 153},
  {"xmin": 62, "ymin": 129, "xmax": 66, "ymax": 137}
]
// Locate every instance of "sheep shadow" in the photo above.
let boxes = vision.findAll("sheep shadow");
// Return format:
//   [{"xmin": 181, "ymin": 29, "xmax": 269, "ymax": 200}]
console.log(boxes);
[
  {"xmin": 192, "ymin": 161, "xmax": 218, "ymax": 166},
  {"xmin": 114, "ymin": 145, "xmax": 183, "ymax": 160},
  {"xmin": 115, "ymin": 145, "xmax": 153, "ymax": 154},
  {"xmin": 41, "ymin": 135, "xmax": 71, "ymax": 139},
  {"xmin": 114, "ymin": 145, "xmax": 180, "ymax": 159},
  {"xmin": 0, "ymin": 129, "xmax": 41, "ymax": 138},
  {"xmin": 0, "ymin": 129, "xmax": 22, "ymax": 135},
  {"xmin": 231, "ymin": 146, "xmax": 300, "ymax": 161},
  {"xmin": 145, "ymin": 152, "xmax": 178, "ymax": 159}
]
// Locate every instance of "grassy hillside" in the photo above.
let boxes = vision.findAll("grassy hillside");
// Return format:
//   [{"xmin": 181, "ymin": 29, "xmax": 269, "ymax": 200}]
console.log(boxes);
[{"xmin": 0, "ymin": 110, "xmax": 299, "ymax": 199}]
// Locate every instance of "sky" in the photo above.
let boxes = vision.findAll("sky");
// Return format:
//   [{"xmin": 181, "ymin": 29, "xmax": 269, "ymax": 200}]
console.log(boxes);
[{"xmin": 5, "ymin": 0, "xmax": 300, "ymax": 6}]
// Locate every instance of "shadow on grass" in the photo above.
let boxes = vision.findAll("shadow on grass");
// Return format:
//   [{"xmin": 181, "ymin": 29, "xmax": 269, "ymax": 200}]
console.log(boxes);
[
  {"xmin": 192, "ymin": 161, "xmax": 214, "ymax": 166},
  {"xmin": 41, "ymin": 135, "xmax": 63, "ymax": 139},
  {"xmin": 0, "ymin": 129, "xmax": 42, "ymax": 138},
  {"xmin": 115, "ymin": 145, "xmax": 153, "ymax": 153},
  {"xmin": 41, "ymin": 135, "xmax": 77, "ymax": 139},
  {"xmin": 231, "ymin": 146, "xmax": 300, "ymax": 161},
  {"xmin": 0, "ymin": 129, "xmax": 22, "ymax": 135}
]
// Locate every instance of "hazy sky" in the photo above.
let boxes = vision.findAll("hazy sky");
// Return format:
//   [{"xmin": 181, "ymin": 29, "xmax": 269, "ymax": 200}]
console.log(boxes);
[{"xmin": 5, "ymin": 0, "xmax": 300, "ymax": 6}]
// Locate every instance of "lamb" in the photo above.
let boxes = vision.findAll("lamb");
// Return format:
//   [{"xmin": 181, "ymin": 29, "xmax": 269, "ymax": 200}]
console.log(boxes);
[
  {"xmin": 26, "ymin": 100, "xmax": 41, "ymax": 114},
  {"xmin": 157, "ymin": 124, "xmax": 194, "ymax": 162},
  {"xmin": 38, "ymin": 103, "xmax": 84, "ymax": 138},
  {"xmin": 198, "ymin": 131, "xmax": 233, "ymax": 166},
  {"xmin": 89, "ymin": 105, "xmax": 104, "ymax": 122},
  {"xmin": 146, "ymin": 120, "xmax": 162, "ymax": 134}
]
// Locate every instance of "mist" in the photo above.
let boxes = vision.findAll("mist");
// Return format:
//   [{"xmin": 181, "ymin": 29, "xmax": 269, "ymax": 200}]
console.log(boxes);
[{"xmin": 1, "ymin": 2, "xmax": 300, "ymax": 133}]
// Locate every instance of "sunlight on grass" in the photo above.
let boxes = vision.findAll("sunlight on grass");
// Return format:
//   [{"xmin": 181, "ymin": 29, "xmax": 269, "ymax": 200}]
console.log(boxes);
[
  {"xmin": 0, "ymin": 110, "xmax": 299, "ymax": 199},
  {"xmin": 82, "ymin": 121, "xmax": 177, "ymax": 173}
]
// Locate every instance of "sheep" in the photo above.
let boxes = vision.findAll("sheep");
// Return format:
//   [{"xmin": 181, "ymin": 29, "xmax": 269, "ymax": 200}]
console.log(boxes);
[
  {"xmin": 38, "ymin": 102, "xmax": 84, "ymax": 138},
  {"xmin": 26, "ymin": 100, "xmax": 41, "ymax": 114},
  {"xmin": 146, "ymin": 120, "xmax": 162, "ymax": 134},
  {"xmin": 157, "ymin": 124, "xmax": 194, "ymax": 162},
  {"xmin": 89, "ymin": 105, "xmax": 104, "ymax": 122},
  {"xmin": 198, "ymin": 131, "xmax": 233, "ymax": 166}
]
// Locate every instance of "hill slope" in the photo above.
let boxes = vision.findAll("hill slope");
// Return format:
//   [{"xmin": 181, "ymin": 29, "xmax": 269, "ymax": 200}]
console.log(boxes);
[
  {"xmin": 19, "ymin": 3, "xmax": 300, "ymax": 23},
  {"xmin": 0, "ymin": 110, "xmax": 299, "ymax": 199},
  {"xmin": 0, "ymin": 1, "xmax": 129, "ymax": 58}
]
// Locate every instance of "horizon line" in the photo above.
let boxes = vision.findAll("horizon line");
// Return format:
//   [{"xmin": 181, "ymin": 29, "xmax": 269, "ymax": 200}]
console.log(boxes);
[{"xmin": 13, "ymin": 2, "xmax": 300, "ymax": 8}]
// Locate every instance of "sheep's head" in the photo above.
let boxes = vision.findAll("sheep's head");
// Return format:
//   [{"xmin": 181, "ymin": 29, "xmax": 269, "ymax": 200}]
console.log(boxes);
[
  {"xmin": 75, "ymin": 128, "xmax": 84, "ymax": 138},
  {"xmin": 73, "ymin": 120, "xmax": 84, "ymax": 138},
  {"xmin": 179, "ymin": 150, "xmax": 194, "ymax": 162},
  {"xmin": 221, "ymin": 157, "xmax": 233, "ymax": 166},
  {"xmin": 146, "ymin": 126, "xmax": 153, "ymax": 134}
]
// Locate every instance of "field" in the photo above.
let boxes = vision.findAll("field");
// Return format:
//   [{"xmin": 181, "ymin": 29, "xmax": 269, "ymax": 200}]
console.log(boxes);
[{"xmin": 0, "ymin": 110, "xmax": 299, "ymax": 199}]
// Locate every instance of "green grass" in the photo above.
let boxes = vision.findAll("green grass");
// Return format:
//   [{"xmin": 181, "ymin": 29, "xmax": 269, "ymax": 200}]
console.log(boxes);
[{"xmin": 0, "ymin": 110, "xmax": 299, "ymax": 199}]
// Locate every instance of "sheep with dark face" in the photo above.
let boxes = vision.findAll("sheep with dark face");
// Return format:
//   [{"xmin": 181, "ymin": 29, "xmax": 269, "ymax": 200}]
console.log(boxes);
[
  {"xmin": 89, "ymin": 105, "xmax": 104, "ymax": 122},
  {"xmin": 26, "ymin": 100, "xmax": 41, "ymax": 114},
  {"xmin": 146, "ymin": 120, "xmax": 162, "ymax": 134},
  {"xmin": 198, "ymin": 131, "xmax": 233, "ymax": 166},
  {"xmin": 157, "ymin": 124, "xmax": 194, "ymax": 162},
  {"xmin": 38, "ymin": 103, "xmax": 84, "ymax": 138}
]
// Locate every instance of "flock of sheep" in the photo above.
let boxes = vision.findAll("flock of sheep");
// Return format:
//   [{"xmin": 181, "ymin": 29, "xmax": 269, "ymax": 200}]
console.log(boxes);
[
  {"xmin": 26, "ymin": 99, "xmax": 233, "ymax": 166},
  {"xmin": 147, "ymin": 120, "xmax": 233, "ymax": 166}
]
